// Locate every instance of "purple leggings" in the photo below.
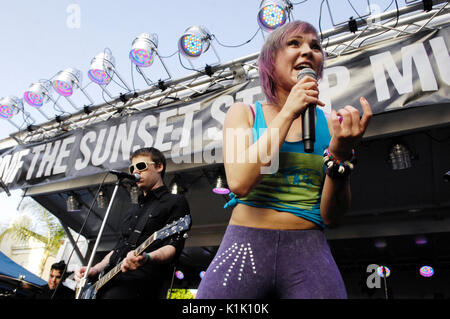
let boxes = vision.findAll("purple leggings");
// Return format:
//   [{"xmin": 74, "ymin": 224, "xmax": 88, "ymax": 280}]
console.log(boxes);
[{"xmin": 196, "ymin": 225, "xmax": 347, "ymax": 299}]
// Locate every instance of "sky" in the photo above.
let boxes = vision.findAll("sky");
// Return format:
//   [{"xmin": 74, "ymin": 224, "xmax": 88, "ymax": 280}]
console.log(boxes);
[{"xmin": 0, "ymin": 0, "xmax": 411, "ymax": 226}]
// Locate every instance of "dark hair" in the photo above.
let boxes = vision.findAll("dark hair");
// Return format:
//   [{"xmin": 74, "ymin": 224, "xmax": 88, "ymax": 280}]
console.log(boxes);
[
  {"xmin": 51, "ymin": 260, "xmax": 66, "ymax": 273},
  {"xmin": 258, "ymin": 20, "xmax": 325, "ymax": 105},
  {"xmin": 130, "ymin": 147, "xmax": 167, "ymax": 179}
]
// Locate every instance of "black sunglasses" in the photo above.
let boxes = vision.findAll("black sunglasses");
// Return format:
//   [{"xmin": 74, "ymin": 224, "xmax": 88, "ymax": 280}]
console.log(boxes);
[{"xmin": 128, "ymin": 161, "xmax": 155, "ymax": 174}]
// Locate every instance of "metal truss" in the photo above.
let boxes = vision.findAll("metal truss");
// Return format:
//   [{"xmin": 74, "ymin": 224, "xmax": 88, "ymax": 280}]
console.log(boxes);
[{"xmin": 2, "ymin": 0, "xmax": 449, "ymax": 147}]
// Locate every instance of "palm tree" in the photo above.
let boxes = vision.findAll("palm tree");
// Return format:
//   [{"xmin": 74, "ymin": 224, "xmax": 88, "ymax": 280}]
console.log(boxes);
[{"xmin": 0, "ymin": 197, "xmax": 65, "ymax": 277}]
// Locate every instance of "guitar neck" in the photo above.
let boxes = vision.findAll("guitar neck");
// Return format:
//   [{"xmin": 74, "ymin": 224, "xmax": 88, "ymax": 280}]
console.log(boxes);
[{"xmin": 95, "ymin": 233, "xmax": 156, "ymax": 292}]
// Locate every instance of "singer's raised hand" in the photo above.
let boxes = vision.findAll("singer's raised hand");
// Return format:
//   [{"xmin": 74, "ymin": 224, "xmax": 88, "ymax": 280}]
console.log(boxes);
[{"xmin": 328, "ymin": 96, "xmax": 373, "ymax": 160}]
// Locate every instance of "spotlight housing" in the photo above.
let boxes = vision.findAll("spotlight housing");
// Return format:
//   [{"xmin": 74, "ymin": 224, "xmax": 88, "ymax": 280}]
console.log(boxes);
[
  {"xmin": 169, "ymin": 175, "xmax": 186, "ymax": 195},
  {"xmin": 213, "ymin": 176, "xmax": 230, "ymax": 195},
  {"xmin": 23, "ymin": 81, "xmax": 58, "ymax": 119},
  {"xmin": 377, "ymin": 266, "xmax": 391, "ymax": 278},
  {"xmin": 67, "ymin": 193, "xmax": 82, "ymax": 212},
  {"xmin": 98, "ymin": 190, "xmax": 107, "ymax": 209},
  {"xmin": 388, "ymin": 143, "xmax": 412, "ymax": 170},
  {"xmin": 415, "ymin": 235, "xmax": 428, "ymax": 246},
  {"xmin": 419, "ymin": 266, "xmax": 434, "ymax": 277},
  {"xmin": 0, "ymin": 96, "xmax": 21, "ymax": 119},
  {"xmin": 24, "ymin": 81, "xmax": 52, "ymax": 108},
  {"xmin": 171, "ymin": 183, "xmax": 178, "ymax": 194},
  {"xmin": 175, "ymin": 270, "xmax": 184, "ymax": 280},
  {"xmin": 178, "ymin": 26, "xmax": 212, "ymax": 58},
  {"xmin": 88, "ymin": 48, "xmax": 131, "ymax": 93},
  {"xmin": 257, "ymin": 0, "xmax": 292, "ymax": 32},
  {"xmin": 88, "ymin": 48, "xmax": 115, "ymax": 86},
  {"xmin": 374, "ymin": 239, "xmax": 387, "ymax": 249},
  {"xmin": 53, "ymin": 68, "xmax": 83, "ymax": 97},
  {"xmin": 130, "ymin": 33, "xmax": 158, "ymax": 68}
]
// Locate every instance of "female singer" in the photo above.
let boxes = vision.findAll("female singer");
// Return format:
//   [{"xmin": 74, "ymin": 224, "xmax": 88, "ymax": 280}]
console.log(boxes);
[{"xmin": 196, "ymin": 20, "xmax": 372, "ymax": 299}]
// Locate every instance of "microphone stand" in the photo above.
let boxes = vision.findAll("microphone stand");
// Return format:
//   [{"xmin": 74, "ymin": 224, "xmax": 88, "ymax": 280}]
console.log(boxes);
[{"xmin": 75, "ymin": 177, "xmax": 123, "ymax": 299}]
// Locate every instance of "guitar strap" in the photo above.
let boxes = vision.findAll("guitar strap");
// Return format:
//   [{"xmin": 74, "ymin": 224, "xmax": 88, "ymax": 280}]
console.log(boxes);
[{"xmin": 125, "ymin": 199, "xmax": 161, "ymax": 251}]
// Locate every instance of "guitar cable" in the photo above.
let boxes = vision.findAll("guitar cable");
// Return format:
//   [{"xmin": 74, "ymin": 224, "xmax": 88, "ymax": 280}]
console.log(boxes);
[{"xmin": 51, "ymin": 172, "xmax": 110, "ymax": 299}]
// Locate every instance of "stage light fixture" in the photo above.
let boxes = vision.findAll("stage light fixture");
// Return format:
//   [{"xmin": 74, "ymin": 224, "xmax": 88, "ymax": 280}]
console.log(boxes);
[
  {"xmin": 377, "ymin": 266, "xmax": 391, "ymax": 278},
  {"xmin": 23, "ymin": 81, "xmax": 64, "ymax": 120},
  {"xmin": 129, "ymin": 33, "xmax": 172, "ymax": 86},
  {"xmin": 169, "ymin": 175, "xmax": 187, "ymax": 195},
  {"xmin": 88, "ymin": 50, "xmax": 115, "ymax": 86},
  {"xmin": 419, "ymin": 266, "xmax": 434, "ymax": 277},
  {"xmin": 257, "ymin": 0, "xmax": 292, "ymax": 32},
  {"xmin": 130, "ymin": 33, "xmax": 158, "ymax": 68},
  {"xmin": 175, "ymin": 270, "xmax": 184, "ymax": 280},
  {"xmin": 97, "ymin": 190, "xmax": 107, "ymax": 209},
  {"xmin": 24, "ymin": 81, "xmax": 50, "ymax": 108},
  {"xmin": 53, "ymin": 68, "xmax": 82, "ymax": 97},
  {"xmin": 374, "ymin": 239, "xmax": 387, "ymax": 249},
  {"xmin": 171, "ymin": 182, "xmax": 178, "ymax": 194},
  {"xmin": 212, "ymin": 176, "xmax": 230, "ymax": 195},
  {"xmin": 0, "ymin": 96, "xmax": 37, "ymax": 130},
  {"xmin": 178, "ymin": 26, "xmax": 221, "ymax": 72},
  {"xmin": 415, "ymin": 236, "xmax": 428, "ymax": 245},
  {"xmin": 0, "ymin": 96, "xmax": 21, "ymax": 120},
  {"xmin": 88, "ymin": 48, "xmax": 131, "ymax": 96},
  {"xmin": 179, "ymin": 26, "xmax": 212, "ymax": 58},
  {"xmin": 388, "ymin": 143, "xmax": 412, "ymax": 170},
  {"xmin": 53, "ymin": 68, "xmax": 95, "ymax": 110},
  {"xmin": 67, "ymin": 193, "xmax": 82, "ymax": 212}
]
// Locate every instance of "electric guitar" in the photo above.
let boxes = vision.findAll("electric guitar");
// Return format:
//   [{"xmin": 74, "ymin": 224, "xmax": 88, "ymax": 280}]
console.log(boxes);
[{"xmin": 77, "ymin": 214, "xmax": 191, "ymax": 299}]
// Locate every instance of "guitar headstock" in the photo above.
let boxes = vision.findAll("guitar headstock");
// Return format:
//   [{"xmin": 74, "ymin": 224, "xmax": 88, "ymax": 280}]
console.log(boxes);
[{"xmin": 154, "ymin": 214, "xmax": 191, "ymax": 241}]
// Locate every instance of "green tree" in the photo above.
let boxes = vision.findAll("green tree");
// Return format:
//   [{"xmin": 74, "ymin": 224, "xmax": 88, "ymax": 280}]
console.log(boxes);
[
  {"xmin": 167, "ymin": 289, "xmax": 195, "ymax": 299},
  {"xmin": 0, "ymin": 197, "xmax": 65, "ymax": 276}
]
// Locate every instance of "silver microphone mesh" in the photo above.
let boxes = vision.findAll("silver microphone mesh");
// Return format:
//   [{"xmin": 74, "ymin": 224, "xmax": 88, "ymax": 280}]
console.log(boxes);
[{"xmin": 297, "ymin": 67, "xmax": 317, "ymax": 81}]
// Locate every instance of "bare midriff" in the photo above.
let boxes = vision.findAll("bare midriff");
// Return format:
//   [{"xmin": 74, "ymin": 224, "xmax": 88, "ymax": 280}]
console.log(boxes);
[{"xmin": 229, "ymin": 203, "xmax": 321, "ymax": 230}]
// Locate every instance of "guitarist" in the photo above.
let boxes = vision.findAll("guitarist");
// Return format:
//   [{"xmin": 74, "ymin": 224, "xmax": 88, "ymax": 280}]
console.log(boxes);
[{"xmin": 74, "ymin": 147, "xmax": 191, "ymax": 299}]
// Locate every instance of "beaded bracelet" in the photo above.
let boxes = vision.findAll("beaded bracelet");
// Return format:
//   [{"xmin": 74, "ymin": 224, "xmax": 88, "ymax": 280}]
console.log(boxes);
[{"xmin": 323, "ymin": 147, "xmax": 356, "ymax": 179}]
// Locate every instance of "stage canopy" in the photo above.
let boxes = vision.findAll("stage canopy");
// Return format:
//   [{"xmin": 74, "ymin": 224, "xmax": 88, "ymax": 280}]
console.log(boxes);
[{"xmin": 0, "ymin": 11, "xmax": 449, "ymax": 270}]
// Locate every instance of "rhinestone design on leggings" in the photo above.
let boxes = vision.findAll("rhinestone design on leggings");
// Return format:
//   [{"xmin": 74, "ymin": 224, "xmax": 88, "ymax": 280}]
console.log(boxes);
[{"xmin": 212, "ymin": 242, "xmax": 257, "ymax": 286}]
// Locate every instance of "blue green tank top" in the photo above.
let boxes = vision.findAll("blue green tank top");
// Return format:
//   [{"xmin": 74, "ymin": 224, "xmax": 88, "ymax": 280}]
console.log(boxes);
[{"xmin": 225, "ymin": 101, "xmax": 331, "ymax": 229}]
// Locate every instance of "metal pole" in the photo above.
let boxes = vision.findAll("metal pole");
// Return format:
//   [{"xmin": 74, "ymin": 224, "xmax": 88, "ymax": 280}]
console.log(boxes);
[{"xmin": 75, "ymin": 178, "xmax": 121, "ymax": 299}]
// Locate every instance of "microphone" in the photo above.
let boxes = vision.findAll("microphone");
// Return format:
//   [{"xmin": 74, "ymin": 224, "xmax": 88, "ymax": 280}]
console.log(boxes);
[
  {"xmin": 0, "ymin": 177, "xmax": 11, "ymax": 196},
  {"xmin": 109, "ymin": 170, "xmax": 141, "ymax": 182},
  {"xmin": 297, "ymin": 67, "xmax": 317, "ymax": 153}
]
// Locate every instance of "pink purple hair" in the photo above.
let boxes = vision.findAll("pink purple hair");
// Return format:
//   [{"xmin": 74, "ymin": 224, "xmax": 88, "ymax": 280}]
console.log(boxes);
[{"xmin": 258, "ymin": 21, "xmax": 325, "ymax": 105}]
